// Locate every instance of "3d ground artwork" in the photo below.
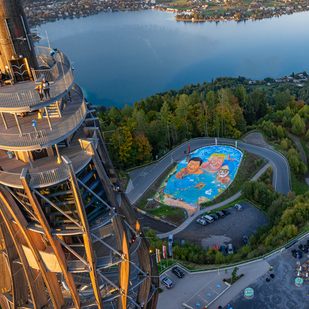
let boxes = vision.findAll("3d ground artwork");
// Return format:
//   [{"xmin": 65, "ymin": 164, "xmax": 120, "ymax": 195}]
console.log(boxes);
[{"xmin": 155, "ymin": 146, "xmax": 243, "ymax": 213}]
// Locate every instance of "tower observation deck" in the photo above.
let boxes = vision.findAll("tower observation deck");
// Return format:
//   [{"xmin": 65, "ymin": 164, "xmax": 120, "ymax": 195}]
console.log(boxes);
[{"xmin": 0, "ymin": 1, "xmax": 159, "ymax": 309}]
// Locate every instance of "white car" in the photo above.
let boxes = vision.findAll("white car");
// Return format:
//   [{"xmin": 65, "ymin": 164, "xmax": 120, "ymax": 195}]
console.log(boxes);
[
  {"xmin": 161, "ymin": 277, "xmax": 174, "ymax": 289},
  {"xmin": 235, "ymin": 204, "xmax": 243, "ymax": 211},
  {"xmin": 228, "ymin": 243, "xmax": 234, "ymax": 254},
  {"xmin": 196, "ymin": 218, "xmax": 207, "ymax": 226}
]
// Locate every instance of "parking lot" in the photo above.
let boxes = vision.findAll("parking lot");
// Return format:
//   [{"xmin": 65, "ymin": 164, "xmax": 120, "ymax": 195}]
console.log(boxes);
[
  {"xmin": 158, "ymin": 267, "xmax": 229, "ymax": 309},
  {"xmin": 175, "ymin": 202, "xmax": 269, "ymax": 250}
]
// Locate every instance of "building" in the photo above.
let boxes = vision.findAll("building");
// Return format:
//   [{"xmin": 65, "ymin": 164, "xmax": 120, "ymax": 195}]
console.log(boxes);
[{"xmin": 0, "ymin": 1, "xmax": 159, "ymax": 309}]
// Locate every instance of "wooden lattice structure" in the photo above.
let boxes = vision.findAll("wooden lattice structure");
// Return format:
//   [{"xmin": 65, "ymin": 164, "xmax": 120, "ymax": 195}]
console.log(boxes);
[{"xmin": 0, "ymin": 1, "xmax": 159, "ymax": 308}]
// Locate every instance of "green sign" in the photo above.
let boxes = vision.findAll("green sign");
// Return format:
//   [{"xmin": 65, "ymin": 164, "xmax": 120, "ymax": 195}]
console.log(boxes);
[{"xmin": 244, "ymin": 287, "xmax": 254, "ymax": 299}]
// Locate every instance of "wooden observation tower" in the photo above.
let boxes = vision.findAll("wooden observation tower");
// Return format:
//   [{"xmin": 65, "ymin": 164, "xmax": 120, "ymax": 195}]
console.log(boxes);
[{"xmin": 0, "ymin": 1, "xmax": 159, "ymax": 309}]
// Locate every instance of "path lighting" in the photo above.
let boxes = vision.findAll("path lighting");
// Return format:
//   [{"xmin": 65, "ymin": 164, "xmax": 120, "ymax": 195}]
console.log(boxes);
[
  {"xmin": 38, "ymin": 112, "xmax": 42, "ymax": 119},
  {"xmin": 57, "ymin": 156, "xmax": 62, "ymax": 164}
]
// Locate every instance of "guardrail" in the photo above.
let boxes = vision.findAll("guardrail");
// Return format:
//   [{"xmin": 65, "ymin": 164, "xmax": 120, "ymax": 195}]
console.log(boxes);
[
  {"xmin": 0, "ymin": 83, "xmax": 86, "ymax": 150},
  {"xmin": 0, "ymin": 47, "xmax": 73, "ymax": 110}
]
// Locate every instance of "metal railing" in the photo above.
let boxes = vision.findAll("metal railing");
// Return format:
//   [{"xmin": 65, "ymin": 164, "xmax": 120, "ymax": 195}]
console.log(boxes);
[
  {"xmin": 0, "ymin": 84, "xmax": 86, "ymax": 150},
  {"xmin": 0, "ymin": 47, "xmax": 74, "ymax": 110},
  {"xmin": 29, "ymin": 166, "xmax": 70, "ymax": 188},
  {"xmin": 0, "ymin": 130, "xmax": 98, "ymax": 189},
  {"xmin": 32, "ymin": 62, "xmax": 61, "ymax": 83},
  {"xmin": 28, "ymin": 132, "xmax": 97, "ymax": 188}
]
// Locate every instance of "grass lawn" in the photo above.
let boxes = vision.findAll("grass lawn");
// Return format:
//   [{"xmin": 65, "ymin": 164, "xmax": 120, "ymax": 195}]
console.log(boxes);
[
  {"xmin": 291, "ymin": 170, "xmax": 309, "ymax": 195},
  {"xmin": 147, "ymin": 205, "xmax": 185, "ymax": 222},
  {"xmin": 168, "ymin": 0, "xmax": 188, "ymax": 3},
  {"xmin": 299, "ymin": 139, "xmax": 309, "ymax": 161},
  {"xmin": 202, "ymin": 150, "xmax": 265, "ymax": 207},
  {"xmin": 204, "ymin": 196, "xmax": 245, "ymax": 213}
]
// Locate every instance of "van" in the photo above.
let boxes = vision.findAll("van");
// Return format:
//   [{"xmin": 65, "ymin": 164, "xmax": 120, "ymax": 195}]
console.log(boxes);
[
  {"xmin": 168, "ymin": 235, "xmax": 173, "ymax": 244},
  {"xmin": 203, "ymin": 215, "xmax": 214, "ymax": 223}
]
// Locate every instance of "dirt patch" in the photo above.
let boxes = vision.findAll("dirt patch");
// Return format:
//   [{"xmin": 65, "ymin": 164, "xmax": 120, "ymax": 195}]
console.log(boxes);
[{"xmin": 244, "ymin": 132, "xmax": 271, "ymax": 149}]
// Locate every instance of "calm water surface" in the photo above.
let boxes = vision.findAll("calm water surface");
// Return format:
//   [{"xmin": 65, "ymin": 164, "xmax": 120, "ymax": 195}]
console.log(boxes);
[{"xmin": 36, "ymin": 10, "xmax": 309, "ymax": 107}]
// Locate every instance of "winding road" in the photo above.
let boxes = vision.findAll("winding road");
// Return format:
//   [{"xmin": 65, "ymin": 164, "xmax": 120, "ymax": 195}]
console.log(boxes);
[{"xmin": 127, "ymin": 138, "xmax": 291, "ymax": 205}]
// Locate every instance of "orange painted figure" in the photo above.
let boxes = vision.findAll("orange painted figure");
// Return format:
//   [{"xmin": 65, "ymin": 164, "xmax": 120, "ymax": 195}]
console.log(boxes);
[
  {"xmin": 201, "ymin": 153, "xmax": 235, "ymax": 173},
  {"xmin": 175, "ymin": 157, "xmax": 203, "ymax": 179}
]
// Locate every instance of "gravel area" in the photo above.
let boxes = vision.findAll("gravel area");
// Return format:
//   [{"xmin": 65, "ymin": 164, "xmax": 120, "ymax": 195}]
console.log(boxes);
[{"xmin": 244, "ymin": 132, "xmax": 272, "ymax": 149}]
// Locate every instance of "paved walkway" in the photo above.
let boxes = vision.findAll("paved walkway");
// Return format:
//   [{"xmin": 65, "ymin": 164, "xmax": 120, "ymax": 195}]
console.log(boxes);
[
  {"xmin": 288, "ymin": 133, "xmax": 309, "ymax": 185},
  {"xmin": 208, "ymin": 260, "xmax": 270, "ymax": 309},
  {"xmin": 157, "ymin": 259, "xmax": 270, "ymax": 309},
  {"xmin": 157, "ymin": 163, "xmax": 271, "ymax": 239}
]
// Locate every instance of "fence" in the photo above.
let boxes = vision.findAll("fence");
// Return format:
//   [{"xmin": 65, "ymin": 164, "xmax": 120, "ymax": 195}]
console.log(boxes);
[{"xmin": 0, "ymin": 84, "xmax": 86, "ymax": 149}]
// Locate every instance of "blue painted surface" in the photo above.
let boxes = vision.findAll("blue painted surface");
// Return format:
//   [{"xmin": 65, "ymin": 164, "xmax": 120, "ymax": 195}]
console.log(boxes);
[{"xmin": 164, "ymin": 146, "xmax": 242, "ymax": 204}]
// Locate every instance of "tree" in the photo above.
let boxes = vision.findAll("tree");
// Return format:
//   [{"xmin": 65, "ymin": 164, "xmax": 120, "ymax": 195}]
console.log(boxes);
[
  {"xmin": 159, "ymin": 101, "xmax": 171, "ymax": 148},
  {"xmin": 231, "ymin": 267, "xmax": 239, "ymax": 283},
  {"xmin": 291, "ymin": 114, "xmax": 306, "ymax": 136},
  {"xmin": 277, "ymin": 125, "xmax": 284, "ymax": 139},
  {"xmin": 133, "ymin": 133, "xmax": 152, "ymax": 163}
]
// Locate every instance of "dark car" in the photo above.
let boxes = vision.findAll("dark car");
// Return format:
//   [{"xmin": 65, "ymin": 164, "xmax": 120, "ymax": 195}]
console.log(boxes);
[
  {"xmin": 172, "ymin": 266, "xmax": 185, "ymax": 278},
  {"xmin": 216, "ymin": 211, "xmax": 225, "ymax": 218},
  {"xmin": 243, "ymin": 235, "xmax": 249, "ymax": 246},
  {"xmin": 222, "ymin": 209, "xmax": 230, "ymax": 216},
  {"xmin": 220, "ymin": 245, "xmax": 227, "ymax": 255},
  {"xmin": 210, "ymin": 213, "xmax": 219, "ymax": 220}
]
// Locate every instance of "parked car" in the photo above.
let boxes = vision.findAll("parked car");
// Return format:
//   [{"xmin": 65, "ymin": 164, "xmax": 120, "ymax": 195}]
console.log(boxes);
[
  {"xmin": 228, "ymin": 243, "xmax": 234, "ymax": 254},
  {"xmin": 243, "ymin": 235, "xmax": 249, "ymax": 246},
  {"xmin": 216, "ymin": 211, "xmax": 225, "ymax": 218},
  {"xmin": 196, "ymin": 218, "xmax": 207, "ymax": 226},
  {"xmin": 203, "ymin": 215, "xmax": 214, "ymax": 223},
  {"xmin": 222, "ymin": 209, "xmax": 230, "ymax": 216},
  {"xmin": 220, "ymin": 245, "xmax": 227, "ymax": 255},
  {"xmin": 172, "ymin": 266, "xmax": 185, "ymax": 278},
  {"xmin": 210, "ymin": 213, "xmax": 219, "ymax": 220},
  {"xmin": 168, "ymin": 235, "xmax": 173, "ymax": 244},
  {"xmin": 235, "ymin": 204, "xmax": 243, "ymax": 211},
  {"xmin": 161, "ymin": 277, "xmax": 174, "ymax": 289}
]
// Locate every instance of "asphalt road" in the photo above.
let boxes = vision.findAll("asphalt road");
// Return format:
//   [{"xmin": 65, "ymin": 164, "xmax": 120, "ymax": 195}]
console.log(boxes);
[{"xmin": 127, "ymin": 138, "xmax": 291, "ymax": 205}]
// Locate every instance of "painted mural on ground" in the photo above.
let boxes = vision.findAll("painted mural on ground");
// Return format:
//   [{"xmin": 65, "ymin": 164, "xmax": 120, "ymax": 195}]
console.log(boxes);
[{"xmin": 154, "ymin": 146, "xmax": 243, "ymax": 212}]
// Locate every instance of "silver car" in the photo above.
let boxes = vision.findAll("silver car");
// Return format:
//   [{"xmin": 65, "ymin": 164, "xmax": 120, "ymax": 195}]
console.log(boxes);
[
  {"xmin": 196, "ymin": 218, "xmax": 207, "ymax": 226},
  {"xmin": 228, "ymin": 243, "xmax": 234, "ymax": 254}
]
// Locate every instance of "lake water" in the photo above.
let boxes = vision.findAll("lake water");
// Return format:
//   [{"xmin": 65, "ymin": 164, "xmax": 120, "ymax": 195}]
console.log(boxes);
[{"xmin": 36, "ymin": 10, "xmax": 309, "ymax": 108}]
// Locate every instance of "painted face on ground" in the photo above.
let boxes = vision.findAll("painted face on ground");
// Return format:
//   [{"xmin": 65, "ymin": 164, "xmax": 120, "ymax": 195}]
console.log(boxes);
[
  {"xmin": 208, "ymin": 157, "xmax": 225, "ymax": 172},
  {"xmin": 187, "ymin": 160, "xmax": 201, "ymax": 174},
  {"xmin": 218, "ymin": 165, "xmax": 229, "ymax": 178}
]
